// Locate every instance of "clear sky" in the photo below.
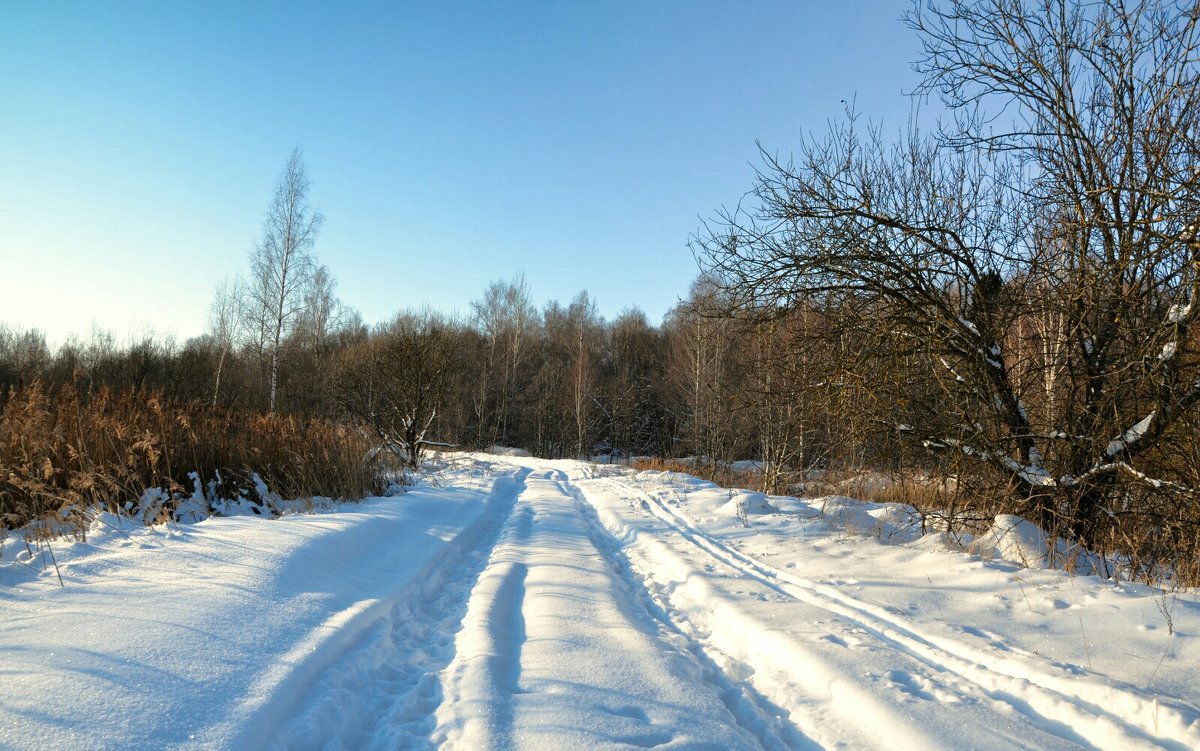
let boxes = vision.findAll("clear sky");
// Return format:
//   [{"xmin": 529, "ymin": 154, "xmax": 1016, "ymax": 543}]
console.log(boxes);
[{"xmin": 1, "ymin": 1, "xmax": 927, "ymax": 346}]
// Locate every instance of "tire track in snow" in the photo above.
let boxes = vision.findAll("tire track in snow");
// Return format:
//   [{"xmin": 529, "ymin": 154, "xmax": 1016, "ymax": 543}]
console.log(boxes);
[
  {"xmin": 562, "ymin": 470, "xmax": 817, "ymax": 751},
  {"xmin": 435, "ymin": 466, "xmax": 775, "ymax": 750},
  {"xmin": 432, "ymin": 502, "xmax": 533, "ymax": 751},
  {"xmin": 266, "ymin": 466, "xmax": 531, "ymax": 751},
  {"xmin": 575, "ymin": 473, "xmax": 951, "ymax": 751},
  {"xmin": 443, "ymin": 558, "xmax": 529, "ymax": 749},
  {"xmin": 593, "ymin": 474, "xmax": 1200, "ymax": 751}
]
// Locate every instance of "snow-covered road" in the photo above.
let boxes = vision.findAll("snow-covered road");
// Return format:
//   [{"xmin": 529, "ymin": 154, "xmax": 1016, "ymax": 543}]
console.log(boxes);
[
  {"xmin": 432, "ymin": 467, "xmax": 764, "ymax": 750},
  {"xmin": 3, "ymin": 454, "xmax": 1199, "ymax": 749}
]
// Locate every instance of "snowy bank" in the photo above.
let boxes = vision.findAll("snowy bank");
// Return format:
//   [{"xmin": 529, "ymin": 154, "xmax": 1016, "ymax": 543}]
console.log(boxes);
[{"xmin": 0, "ymin": 470, "xmax": 505, "ymax": 750}]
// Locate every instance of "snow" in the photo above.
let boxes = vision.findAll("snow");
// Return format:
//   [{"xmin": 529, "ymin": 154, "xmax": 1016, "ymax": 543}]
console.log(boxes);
[
  {"xmin": 719, "ymin": 490, "xmax": 776, "ymax": 518},
  {"xmin": 730, "ymin": 459, "xmax": 766, "ymax": 473},
  {"xmin": 966, "ymin": 514, "xmax": 1101, "ymax": 575},
  {"xmin": 432, "ymin": 468, "xmax": 757, "ymax": 749},
  {"xmin": 488, "ymin": 445, "xmax": 531, "ymax": 457},
  {"xmin": 997, "ymin": 453, "xmax": 1057, "ymax": 486},
  {"xmin": 930, "ymin": 437, "xmax": 1057, "ymax": 487},
  {"xmin": 3, "ymin": 454, "xmax": 1200, "ymax": 750},
  {"xmin": 0, "ymin": 469, "xmax": 508, "ymax": 750},
  {"xmin": 967, "ymin": 514, "xmax": 1053, "ymax": 568},
  {"xmin": 1105, "ymin": 412, "xmax": 1156, "ymax": 458},
  {"xmin": 817, "ymin": 494, "xmax": 889, "ymax": 532}
]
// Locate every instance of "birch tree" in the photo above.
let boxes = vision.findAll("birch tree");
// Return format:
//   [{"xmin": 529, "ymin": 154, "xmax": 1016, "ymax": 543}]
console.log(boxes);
[
  {"xmin": 471, "ymin": 275, "xmax": 537, "ymax": 445},
  {"xmin": 207, "ymin": 276, "xmax": 244, "ymax": 407},
  {"xmin": 248, "ymin": 147, "xmax": 323, "ymax": 413},
  {"xmin": 567, "ymin": 291, "xmax": 601, "ymax": 458}
]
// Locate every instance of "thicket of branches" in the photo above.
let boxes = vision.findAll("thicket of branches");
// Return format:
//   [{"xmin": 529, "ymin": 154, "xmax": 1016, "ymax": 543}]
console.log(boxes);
[
  {"xmin": 0, "ymin": 269, "xmax": 909, "ymax": 511},
  {"xmin": 694, "ymin": 0, "xmax": 1200, "ymax": 581}
]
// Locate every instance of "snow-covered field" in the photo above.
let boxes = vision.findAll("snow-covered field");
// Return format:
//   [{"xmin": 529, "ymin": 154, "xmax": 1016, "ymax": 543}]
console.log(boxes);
[{"xmin": 3, "ymin": 454, "xmax": 1199, "ymax": 749}]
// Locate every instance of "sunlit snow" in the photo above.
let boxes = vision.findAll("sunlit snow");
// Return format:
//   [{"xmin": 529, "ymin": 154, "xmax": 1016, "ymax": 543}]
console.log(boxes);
[{"xmin": 2, "ymin": 454, "xmax": 1198, "ymax": 750}]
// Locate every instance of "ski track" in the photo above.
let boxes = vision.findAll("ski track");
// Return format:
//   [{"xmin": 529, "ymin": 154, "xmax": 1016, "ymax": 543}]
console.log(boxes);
[
  {"xmin": 272, "ymin": 463, "xmax": 805, "ymax": 750},
  {"xmin": 564, "ymin": 470, "xmax": 816, "ymax": 751},
  {"xmin": 577, "ymin": 469, "xmax": 1200, "ymax": 751},
  {"xmin": 266, "ymin": 466, "xmax": 532, "ymax": 751}
]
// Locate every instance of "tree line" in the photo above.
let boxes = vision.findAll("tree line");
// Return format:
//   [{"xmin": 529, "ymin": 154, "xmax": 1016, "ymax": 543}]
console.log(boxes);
[
  {"xmin": 0, "ymin": 147, "xmax": 865, "ymax": 478},
  {"xmin": 0, "ymin": 273, "xmax": 838, "ymax": 473}
]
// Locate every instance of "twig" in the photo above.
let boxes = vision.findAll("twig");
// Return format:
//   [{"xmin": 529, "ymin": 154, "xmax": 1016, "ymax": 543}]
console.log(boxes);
[
  {"xmin": 1077, "ymin": 613, "xmax": 1093, "ymax": 672},
  {"xmin": 1147, "ymin": 642, "xmax": 1171, "ymax": 690},
  {"xmin": 44, "ymin": 540, "xmax": 65, "ymax": 588}
]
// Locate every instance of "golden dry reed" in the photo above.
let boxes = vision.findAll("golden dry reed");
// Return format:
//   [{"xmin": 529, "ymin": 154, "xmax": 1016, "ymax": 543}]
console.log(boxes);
[{"xmin": 0, "ymin": 382, "xmax": 377, "ymax": 534}]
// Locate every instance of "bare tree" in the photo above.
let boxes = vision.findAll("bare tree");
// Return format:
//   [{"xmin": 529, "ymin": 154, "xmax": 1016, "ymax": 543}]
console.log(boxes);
[
  {"xmin": 207, "ymin": 277, "xmax": 245, "ymax": 408},
  {"xmin": 248, "ymin": 147, "xmax": 324, "ymax": 413},
  {"xmin": 334, "ymin": 311, "xmax": 461, "ymax": 468},
  {"xmin": 471, "ymin": 274, "xmax": 537, "ymax": 445},
  {"xmin": 740, "ymin": 307, "xmax": 834, "ymax": 492},
  {"xmin": 665, "ymin": 278, "xmax": 743, "ymax": 464},
  {"xmin": 696, "ymin": 0, "xmax": 1200, "ymax": 549},
  {"xmin": 566, "ymin": 291, "xmax": 602, "ymax": 458},
  {"xmin": 910, "ymin": 0, "xmax": 1200, "ymax": 542},
  {"xmin": 603, "ymin": 308, "xmax": 670, "ymax": 459},
  {"xmin": 0, "ymin": 325, "xmax": 50, "ymax": 398},
  {"xmin": 296, "ymin": 264, "xmax": 344, "ymax": 346}
]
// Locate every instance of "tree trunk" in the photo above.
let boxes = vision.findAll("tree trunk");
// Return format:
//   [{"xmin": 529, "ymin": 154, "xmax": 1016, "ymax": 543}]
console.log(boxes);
[
  {"xmin": 212, "ymin": 345, "xmax": 228, "ymax": 408},
  {"xmin": 269, "ymin": 347, "xmax": 279, "ymax": 414}
]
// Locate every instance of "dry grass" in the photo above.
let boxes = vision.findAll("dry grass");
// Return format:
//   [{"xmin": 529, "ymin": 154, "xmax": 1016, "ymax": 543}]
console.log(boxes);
[
  {"xmin": 1092, "ymin": 498, "xmax": 1200, "ymax": 588},
  {"xmin": 830, "ymin": 472, "xmax": 952, "ymax": 508},
  {"xmin": 628, "ymin": 454, "xmax": 1200, "ymax": 588},
  {"xmin": 629, "ymin": 457, "xmax": 768, "ymax": 493},
  {"xmin": 629, "ymin": 459, "xmax": 963, "ymax": 509},
  {"xmin": 0, "ymin": 382, "xmax": 377, "ymax": 535}
]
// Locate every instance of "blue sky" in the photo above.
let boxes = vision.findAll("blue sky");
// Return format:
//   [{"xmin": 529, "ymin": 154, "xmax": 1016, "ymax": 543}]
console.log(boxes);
[{"xmin": 2, "ymin": 1, "xmax": 926, "ymax": 345}]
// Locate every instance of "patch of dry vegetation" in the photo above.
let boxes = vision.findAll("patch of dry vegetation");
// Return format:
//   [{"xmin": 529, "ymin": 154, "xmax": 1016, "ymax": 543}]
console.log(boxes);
[
  {"xmin": 0, "ymin": 382, "xmax": 377, "ymax": 535},
  {"xmin": 630, "ymin": 457, "xmax": 765, "ymax": 493}
]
